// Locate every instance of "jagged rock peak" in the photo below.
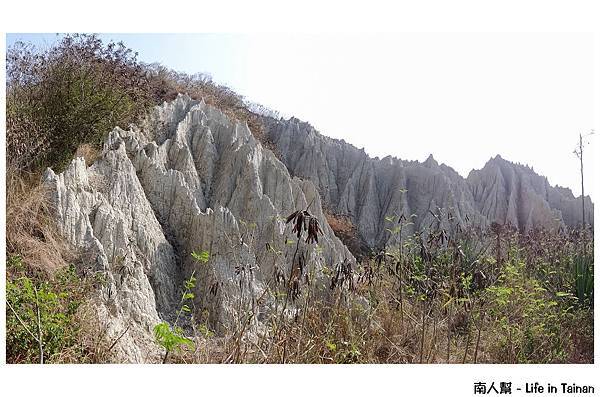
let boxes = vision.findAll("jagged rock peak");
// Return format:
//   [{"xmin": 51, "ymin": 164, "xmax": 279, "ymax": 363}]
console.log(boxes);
[
  {"xmin": 44, "ymin": 94, "xmax": 354, "ymax": 362},
  {"xmin": 263, "ymin": 116, "xmax": 486, "ymax": 250},
  {"xmin": 423, "ymin": 154, "xmax": 438, "ymax": 168},
  {"xmin": 468, "ymin": 155, "xmax": 593, "ymax": 230},
  {"xmin": 262, "ymin": 114, "xmax": 593, "ymax": 246}
]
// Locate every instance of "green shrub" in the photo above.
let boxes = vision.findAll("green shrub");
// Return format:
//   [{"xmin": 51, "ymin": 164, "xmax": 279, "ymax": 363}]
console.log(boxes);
[
  {"xmin": 153, "ymin": 322, "xmax": 194, "ymax": 362},
  {"xmin": 153, "ymin": 267, "xmax": 199, "ymax": 363},
  {"xmin": 6, "ymin": 34, "xmax": 153, "ymax": 171},
  {"xmin": 7, "ymin": 34, "xmax": 272, "ymax": 173},
  {"xmin": 483, "ymin": 260, "xmax": 571, "ymax": 363},
  {"xmin": 6, "ymin": 256, "xmax": 90, "ymax": 363}
]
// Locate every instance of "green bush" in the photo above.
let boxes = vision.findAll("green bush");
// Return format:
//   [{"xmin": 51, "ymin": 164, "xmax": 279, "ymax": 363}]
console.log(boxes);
[
  {"xmin": 483, "ymin": 260, "xmax": 572, "ymax": 363},
  {"xmin": 154, "ymin": 263, "xmax": 201, "ymax": 363},
  {"xmin": 6, "ymin": 34, "xmax": 153, "ymax": 171},
  {"xmin": 6, "ymin": 34, "xmax": 272, "ymax": 173},
  {"xmin": 6, "ymin": 256, "xmax": 90, "ymax": 363}
]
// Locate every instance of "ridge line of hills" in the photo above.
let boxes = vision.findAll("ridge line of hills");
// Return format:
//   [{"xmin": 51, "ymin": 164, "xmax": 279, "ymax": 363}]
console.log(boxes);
[{"xmin": 260, "ymin": 113, "xmax": 593, "ymax": 254}]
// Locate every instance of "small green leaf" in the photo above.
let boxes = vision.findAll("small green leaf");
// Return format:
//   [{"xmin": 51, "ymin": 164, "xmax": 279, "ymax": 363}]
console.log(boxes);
[
  {"xmin": 325, "ymin": 340, "xmax": 337, "ymax": 352},
  {"xmin": 191, "ymin": 250, "xmax": 210, "ymax": 263}
]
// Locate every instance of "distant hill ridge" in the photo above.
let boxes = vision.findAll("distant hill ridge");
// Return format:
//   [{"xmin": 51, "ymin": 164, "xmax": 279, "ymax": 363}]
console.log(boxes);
[{"xmin": 263, "ymin": 116, "xmax": 593, "ymax": 250}]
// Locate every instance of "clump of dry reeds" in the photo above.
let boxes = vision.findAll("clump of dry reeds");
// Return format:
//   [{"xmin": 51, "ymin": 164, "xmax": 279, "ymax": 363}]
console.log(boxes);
[{"xmin": 6, "ymin": 169, "xmax": 73, "ymax": 274}]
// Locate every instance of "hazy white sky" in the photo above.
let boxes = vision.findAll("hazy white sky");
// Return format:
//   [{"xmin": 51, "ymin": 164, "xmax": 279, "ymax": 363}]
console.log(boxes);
[{"xmin": 7, "ymin": 33, "xmax": 596, "ymax": 198}]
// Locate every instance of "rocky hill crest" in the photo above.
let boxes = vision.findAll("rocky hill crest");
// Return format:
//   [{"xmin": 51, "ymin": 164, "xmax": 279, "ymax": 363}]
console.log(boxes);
[{"xmin": 264, "ymin": 116, "xmax": 593, "ymax": 252}]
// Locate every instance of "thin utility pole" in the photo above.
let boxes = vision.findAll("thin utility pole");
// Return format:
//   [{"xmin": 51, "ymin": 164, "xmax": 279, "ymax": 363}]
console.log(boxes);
[
  {"xmin": 575, "ymin": 130, "xmax": 594, "ymax": 256},
  {"xmin": 579, "ymin": 133, "xmax": 585, "ymax": 230}
]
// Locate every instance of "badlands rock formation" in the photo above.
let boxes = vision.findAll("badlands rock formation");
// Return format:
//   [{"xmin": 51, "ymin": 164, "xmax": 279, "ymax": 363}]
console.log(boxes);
[
  {"xmin": 468, "ymin": 155, "xmax": 593, "ymax": 231},
  {"xmin": 44, "ymin": 95, "xmax": 352, "ymax": 362},
  {"xmin": 264, "ymin": 117, "xmax": 593, "ymax": 250},
  {"xmin": 45, "ymin": 95, "xmax": 593, "ymax": 361}
]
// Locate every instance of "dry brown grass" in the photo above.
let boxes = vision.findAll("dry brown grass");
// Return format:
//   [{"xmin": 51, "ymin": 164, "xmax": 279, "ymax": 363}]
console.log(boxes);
[
  {"xmin": 6, "ymin": 169, "xmax": 73, "ymax": 274},
  {"xmin": 186, "ymin": 89, "xmax": 276, "ymax": 153},
  {"xmin": 160, "ymin": 235, "xmax": 593, "ymax": 364},
  {"xmin": 325, "ymin": 211, "xmax": 355, "ymax": 237},
  {"xmin": 324, "ymin": 211, "xmax": 369, "ymax": 258},
  {"xmin": 176, "ymin": 307, "xmax": 444, "ymax": 364},
  {"xmin": 162, "ymin": 268, "xmax": 476, "ymax": 364},
  {"xmin": 144, "ymin": 64, "xmax": 278, "ymax": 154},
  {"xmin": 57, "ymin": 302, "xmax": 115, "ymax": 364},
  {"xmin": 75, "ymin": 144, "xmax": 101, "ymax": 167}
]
